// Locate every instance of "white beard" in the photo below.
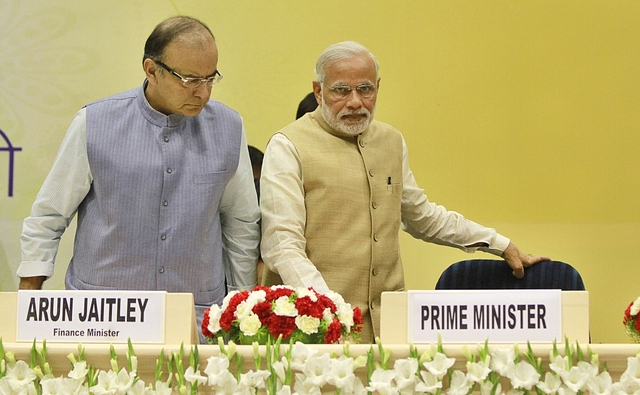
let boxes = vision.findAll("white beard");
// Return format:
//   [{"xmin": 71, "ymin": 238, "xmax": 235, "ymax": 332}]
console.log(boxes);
[{"xmin": 321, "ymin": 95, "xmax": 375, "ymax": 136}]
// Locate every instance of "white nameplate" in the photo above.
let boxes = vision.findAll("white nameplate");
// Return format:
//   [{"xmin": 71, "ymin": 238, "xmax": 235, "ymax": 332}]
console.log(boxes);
[
  {"xmin": 17, "ymin": 290, "xmax": 166, "ymax": 343},
  {"xmin": 408, "ymin": 290, "xmax": 562, "ymax": 343}
]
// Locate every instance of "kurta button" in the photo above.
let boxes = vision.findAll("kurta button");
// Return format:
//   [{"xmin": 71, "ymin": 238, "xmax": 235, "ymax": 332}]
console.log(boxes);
[
  {"xmin": 159, "ymin": 267, "xmax": 165, "ymax": 274},
  {"xmin": 163, "ymin": 136, "xmax": 169, "ymax": 142},
  {"xmin": 369, "ymin": 169, "xmax": 374, "ymax": 177},
  {"xmin": 372, "ymin": 268, "xmax": 378, "ymax": 276},
  {"xmin": 372, "ymin": 202, "xmax": 378, "ymax": 209},
  {"xmin": 359, "ymin": 140, "xmax": 365, "ymax": 148},
  {"xmin": 166, "ymin": 168, "xmax": 172, "ymax": 174},
  {"xmin": 163, "ymin": 200, "xmax": 168, "ymax": 207},
  {"xmin": 373, "ymin": 234, "xmax": 379, "ymax": 242},
  {"xmin": 160, "ymin": 234, "xmax": 167, "ymax": 240}
]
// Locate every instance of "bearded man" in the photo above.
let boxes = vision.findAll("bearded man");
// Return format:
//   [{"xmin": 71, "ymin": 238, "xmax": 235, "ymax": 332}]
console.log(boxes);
[{"xmin": 259, "ymin": 41, "xmax": 548, "ymax": 343}]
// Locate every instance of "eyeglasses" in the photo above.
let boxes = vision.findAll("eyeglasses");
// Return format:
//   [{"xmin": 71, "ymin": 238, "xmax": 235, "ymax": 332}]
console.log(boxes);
[
  {"xmin": 324, "ymin": 82, "xmax": 377, "ymax": 100},
  {"xmin": 154, "ymin": 60, "xmax": 223, "ymax": 89}
]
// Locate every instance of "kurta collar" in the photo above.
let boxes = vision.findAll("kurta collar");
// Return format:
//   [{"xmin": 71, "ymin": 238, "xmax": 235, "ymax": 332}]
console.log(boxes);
[{"xmin": 137, "ymin": 79, "xmax": 186, "ymax": 128}]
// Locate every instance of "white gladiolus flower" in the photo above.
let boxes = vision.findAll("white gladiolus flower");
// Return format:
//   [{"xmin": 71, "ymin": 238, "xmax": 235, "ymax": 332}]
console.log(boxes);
[
  {"xmin": 184, "ymin": 366, "xmax": 207, "ymax": 386},
  {"xmin": 90, "ymin": 370, "xmax": 118, "ymax": 395},
  {"xmin": 507, "ymin": 361, "xmax": 541, "ymax": 390},
  {"xmin": 239, "ymin": 312, "xmax": 262, "ymax": 336},
  {"xmin": 274, "ymin": 296, "xmax": 298, "ymax": 317},
  {"xmin": 620, "ymin": 357, "xmax": 640, "ymax": 394},
  {"xmin": 558, "ymin": 365, "xmax": 590, "ymax": 392},
  {"xmin": 290, "ymin": 342, "xmax": 318, "ymax": 372},
  {"xmin": 466, "ymin": 360, "xmax": 492, "ymax": 383},
  {"xmin": 415, "ymin": 370, "xmax": 442, "ymax": 394},
  {"xmin": 204, "ymin": 356, "xmax": 232, "ymax": 386},
  {"xmin": 423, "ymin": 352, "xmax": 456, "ymax": 378},
  {"xmin": 6, "ymin": 360, "xmax": 37, "ymax": 388},
  {"xmin": 393, "ymin": 358, "xmax": 419, "ymax": 391},
  {"xmin": 68, "ymin": 361, "xmax": 89, "ymax": 380},
  {"xmin": 153, "ymin": 380, "xmax": 174, "ymax": 395},
  {"xmin": 480, "ymin": 380, "xmax": 502, "ymax": 395},
  {"xmin": 326, "ymin": 355, "xmax": 357, "ymax": 392},
  {"xmin": 239, "ymin": 369, "xmax": 271, "ymax": 389},
  {"xmin": 447, "ymin": 370, "xmax": 472, "ymax": 395},
  {"xmin": 294, "ymin": 372, "xmax": 323, "ymax": 395},
  {"xmin": 549, "ymin": 354, "xmax": 571, "ymax": 375},
  {"xmin": 126, "ymin": 379, "xmax": 148, "ymax": 395},
  {"xmin": 490, "ymin": 347, "xmax": 516, "ymax": 376},
  {"xmin": 587, "ymin": 371, "xmax": 613, "ymax": 395},
  {"xmin": 365, "ymin": 368, "xmax": 398, "ymax": 395},
  {"xmin": 537, "ymin": 372, "xmax": 563, "ymax": 394},
  {"xmin": 296, "ymin": 315, "xmax": 320, "ymax": 335},
  {"xmin": 302, "ymin": 353, "xmax": 331, "ymax": 388}
]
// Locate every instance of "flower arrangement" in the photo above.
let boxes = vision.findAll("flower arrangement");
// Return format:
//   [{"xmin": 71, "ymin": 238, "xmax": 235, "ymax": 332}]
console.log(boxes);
[
  {"xmin": 624, "ymin": 296, "xmax": 640, "ymax": 343},
  {"xmin": 2, "ymin": 337, "xmax": 640, "ymax": 395},
  {"xmin": 202, "ymin": 285, "xmax": 363, "ymax": 345}
]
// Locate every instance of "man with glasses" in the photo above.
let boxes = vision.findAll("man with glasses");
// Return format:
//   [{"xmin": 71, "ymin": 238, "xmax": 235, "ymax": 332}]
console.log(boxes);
[
  {"xmin": 260, "ymin": 41, "xmax": 549, "ymax": 342},
  {"xmin": 17, "ymin": 16, "xmax": 260, "ymax": 342}
]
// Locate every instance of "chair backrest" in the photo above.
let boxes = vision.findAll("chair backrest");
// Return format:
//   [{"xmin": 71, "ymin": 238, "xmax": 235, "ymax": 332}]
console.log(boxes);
[{"xmin": 435, "ymin": 259, "xmax": 585, "ymax": 290}]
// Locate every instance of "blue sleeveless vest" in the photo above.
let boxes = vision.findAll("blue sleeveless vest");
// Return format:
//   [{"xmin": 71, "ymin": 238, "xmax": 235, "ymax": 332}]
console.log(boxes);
[{"xmin": 66, "ymin": 84, "xmax": 242, "ymax": 314}]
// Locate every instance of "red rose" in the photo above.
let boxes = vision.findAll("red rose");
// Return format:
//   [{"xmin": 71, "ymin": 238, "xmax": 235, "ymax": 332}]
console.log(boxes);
[
  {"xmin": 296, "ymin": 296, "xmax": 324, "ymax": 318},
  {"xmin": 324, "ymin": 318, "xmax": 342, "ymax": 344},
  {"xmin": 353, "ymin": 306, "xmax": 363, "ymax": 333},
  {"xmin": 317, "ymin": 294, "xmax": 337, "ymax": 313},
  {"xmin": 252, "ymin": 301, "xmax": 273, "ymax": 324},
  {"xmin": 267, "ymin": 287, "xmax": 295, "ymax": 302},
  {"xmin": 268, "ymin": 315, "xmax": 296, "ymax": 339},
  {"xmin": 624, "ymin": 302, "xmax": 633, "ymax": 324},
  {"xmin": 202, "ymin": 308, "xmax": 213, "ymax": 338}
]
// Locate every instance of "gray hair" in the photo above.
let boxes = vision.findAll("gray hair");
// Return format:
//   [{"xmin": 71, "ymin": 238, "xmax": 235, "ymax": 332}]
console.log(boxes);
[
  {"xmin": 314, "ymin": 41, "xmax": 380, "ymax": 83},
  {"xmin": 143, "ymin": 16, "xmax": 215, "ymax": 65}
]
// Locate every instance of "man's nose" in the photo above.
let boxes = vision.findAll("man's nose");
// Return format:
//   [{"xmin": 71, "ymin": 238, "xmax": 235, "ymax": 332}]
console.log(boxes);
[
  {"xmin": 345, "ymin": 89, "xmax": 363, "ymax": 108},
  {"xmin": 192, "ymin": 83, "xmax": 211, "ymax": 99}
]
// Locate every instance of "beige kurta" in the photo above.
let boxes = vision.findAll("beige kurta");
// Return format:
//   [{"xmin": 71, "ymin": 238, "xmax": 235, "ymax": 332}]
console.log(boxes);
[{"xmin": 262, "ymin": 109, "xmax": 405, "ymax": 342}]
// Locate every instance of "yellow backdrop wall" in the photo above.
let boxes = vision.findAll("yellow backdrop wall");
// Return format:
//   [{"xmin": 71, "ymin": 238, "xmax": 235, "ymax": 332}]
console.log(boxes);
[{"xmin": 1, "ymin": 0, "xmax": 638, "ymax": 344}]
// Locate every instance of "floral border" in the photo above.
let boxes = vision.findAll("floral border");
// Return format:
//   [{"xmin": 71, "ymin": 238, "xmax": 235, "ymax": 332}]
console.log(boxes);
[{"xmin": 1, "ymin": 337, "xmax": 639, "ymax": 394}]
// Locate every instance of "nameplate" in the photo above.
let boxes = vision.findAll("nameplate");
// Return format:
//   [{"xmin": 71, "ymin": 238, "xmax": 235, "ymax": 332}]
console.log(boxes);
[
  {"xmin": 408, "ymin": 290, "xmax": 562, "ymax": 343},
  {"xmin": 17, "ymin": 290, "xmax": 166, "ymax": 343}
]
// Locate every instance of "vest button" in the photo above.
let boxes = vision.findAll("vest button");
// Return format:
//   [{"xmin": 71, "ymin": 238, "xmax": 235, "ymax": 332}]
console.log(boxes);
[
  {"xmin": 163, "ymin": 200, "xmax": 169, "ymax": 207},
  {"xmin": 372, "ymin": 268, "xmax": 378, "ymax": 276},
  {"xmin": 160, "ymin": 234, "xmax": 167, "ymax": 240},
  {"xmin": 166, "ymin": 168, "xmax": 173, "ymax": 174},
  {"xmin": 159, "ymin": 267, "xmax": 165, "ymax": 273},
  {"xmin": 163, "ymin": 136, "xmax": 169, "ymax": 143},
  {"xmin": 359, "ymin": 140, "xmax": 365, "ymax": 148},
  {"xmin": 368, "ymin": 169, "xmax": 374, "ymax": 177},
  {"xmin": 373, "ymin": 234, "xmax": 379, "ymax": 242},
  {"xmin": 372, "ymin": 202, "xmax": 378, "ymax": 209}
]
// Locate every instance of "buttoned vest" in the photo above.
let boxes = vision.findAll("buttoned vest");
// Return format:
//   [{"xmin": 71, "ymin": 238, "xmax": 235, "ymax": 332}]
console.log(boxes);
[
  {"xmin": 279, "ymin": 109, "xmax": 405, "ymax": 342},
  {"xmin": 67, "ymin": 85, "xmax": 242, "ymax": 316}
]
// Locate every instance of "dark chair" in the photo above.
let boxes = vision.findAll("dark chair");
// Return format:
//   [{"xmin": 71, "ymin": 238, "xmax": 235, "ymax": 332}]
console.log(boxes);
[{"xmin": 435, "ymin": 259, "xmax": 585, "ymax": 290}]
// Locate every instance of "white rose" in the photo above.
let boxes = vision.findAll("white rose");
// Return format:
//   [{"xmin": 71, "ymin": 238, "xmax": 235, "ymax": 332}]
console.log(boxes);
[
  {"xmin": 631, "ymin": 296, "xmax": 640, "ymax": 316},
  {"xmin": 235, "ymin": 300, "xmax": 256, "ymax": 320},
  {"xmin": 296, "ymin": 287, "xmax": 318, "ymax": 302},
  {"xmin": 207, "ymin": 304, "xmax": 223, "ymax": 334},
  {"xmin": 295, "ymin": 315, "xmax": 320, "ymax": 335},
  {"xmin": 274, "ymin": 296, "xmax": 298, "ymax": 317},
  {"xmin": 239, "ymin": 313, "xmax": 262, "ymax": 336}
]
